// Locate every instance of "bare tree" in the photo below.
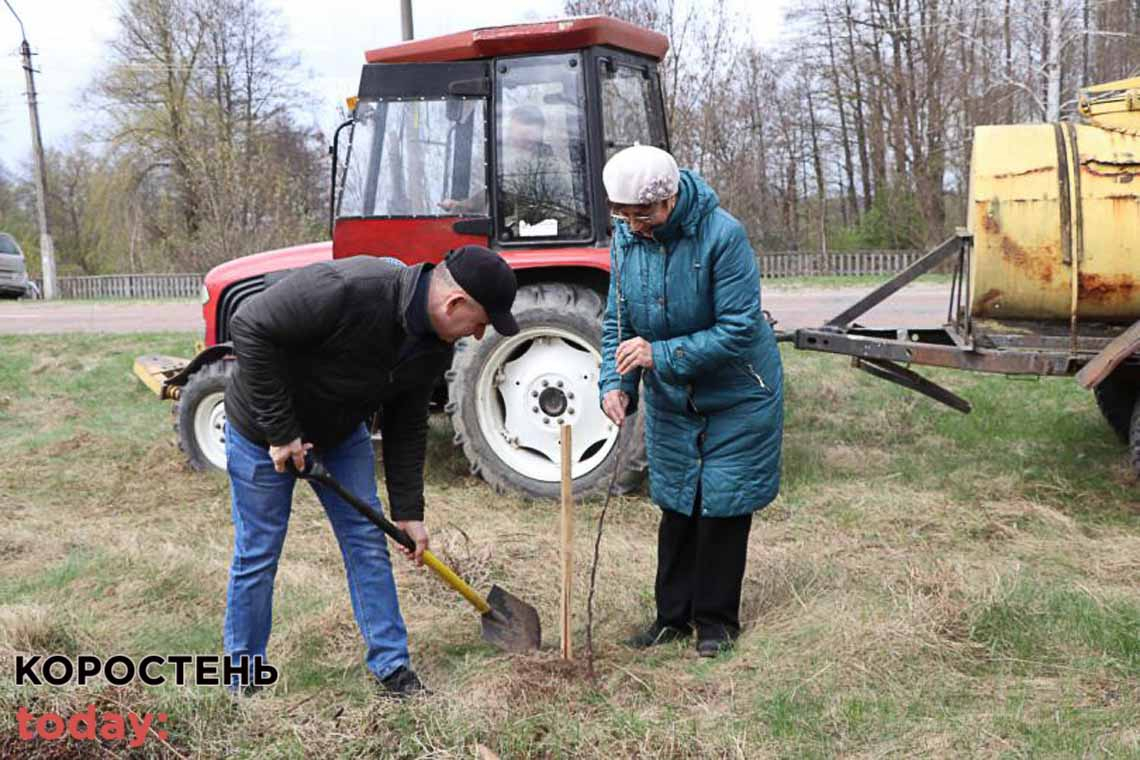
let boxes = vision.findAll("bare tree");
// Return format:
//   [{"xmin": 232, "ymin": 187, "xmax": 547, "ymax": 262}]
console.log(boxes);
[
  {"xmin": 33, "ymin": 0, "xmax": 1140, "ymax": 276},
  {"xmin": 95, "ymin": 0, "xmax": 323, "ymax": 270}
]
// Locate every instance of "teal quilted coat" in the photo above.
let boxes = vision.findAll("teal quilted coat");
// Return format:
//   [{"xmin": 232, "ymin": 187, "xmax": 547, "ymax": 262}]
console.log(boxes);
[{"xmin": 599, "ymin": 170, "xmax": 783, "ymax": 518}]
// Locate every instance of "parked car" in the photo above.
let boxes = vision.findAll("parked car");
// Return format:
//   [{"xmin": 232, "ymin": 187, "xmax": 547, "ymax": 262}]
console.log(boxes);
[{"xmin": 0, "ymin": 233, "xmax": 32, "ymax": 299}]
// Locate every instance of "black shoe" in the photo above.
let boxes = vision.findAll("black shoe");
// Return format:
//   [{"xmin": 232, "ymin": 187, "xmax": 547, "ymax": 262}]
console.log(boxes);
[
  {"xmin": 696, "ymin": 623, "xmax": 739, "ymax": 658},
  {"xmin": 696, "ymin": 637, "xmax": 735, "ymax": 658},
  {"xmin": 624, "ymin": 621, "xmax": 692, "ymax": 649},
  {"xmin": 226, "ymin": 682, "xmax": 262, "ymax": 698},
  {"xmin": 377, "ymin": 666, "xmax": 429, "ymax": 698}
]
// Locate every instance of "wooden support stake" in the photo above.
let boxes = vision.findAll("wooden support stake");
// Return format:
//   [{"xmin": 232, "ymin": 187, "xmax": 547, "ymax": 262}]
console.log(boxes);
[{"xmin": 560, "ymin": 422, "xmax": 573, "ymax": 660}]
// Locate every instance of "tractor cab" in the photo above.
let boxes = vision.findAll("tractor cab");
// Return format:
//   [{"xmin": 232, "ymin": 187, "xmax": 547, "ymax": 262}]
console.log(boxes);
[
  {"xmin": 138, "ymin": 17, "xmax": 670, "ymax": 498},
  {"xmin": 331, "ymin": 16, "xmax": 669, "ymax": 262}
]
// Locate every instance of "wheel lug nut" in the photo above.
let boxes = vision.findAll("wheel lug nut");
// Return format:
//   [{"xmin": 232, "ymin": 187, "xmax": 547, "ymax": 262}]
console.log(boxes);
[
  {"xmin": 542, "ymin": 380, "xmax": 549, "ymax": 387},
  {"xmin": 531, "ymin": 390, "xmax": 538, "ymax": 397},
  {"xmin": 532, "ymin": 406, "xmax": 539, "ymax": 413},
  {"xmin": 568, "ymin": 392, "xmax": 574, "ymax": 399},
  {"xmin": 568, "ymin": 408, "xmax": 575, "ymax": 415},
  {"xmin": 543, "ymin": 417, "xmax": 550, "ymax": 424},
  {"xmin": 557, "ymin": 380, "xmax": 564, "ymax": 388}
]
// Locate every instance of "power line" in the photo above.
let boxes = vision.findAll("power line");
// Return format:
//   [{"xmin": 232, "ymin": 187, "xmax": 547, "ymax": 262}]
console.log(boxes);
[{"xmin": 1, "ymin": 0, "xmax": 26, "ymax": 40}]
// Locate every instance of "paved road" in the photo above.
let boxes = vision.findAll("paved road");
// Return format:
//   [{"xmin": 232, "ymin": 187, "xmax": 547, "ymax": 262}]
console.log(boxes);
[
  {"xmin": 0, "ymin": 282, "xmax": 952, "ymax": 336},
  {"xmin": 0, "ymin": 300, "xmax": 204, "ymax": 335},
  {"xmin": 763, "ymin": 282, "xmax": 951, "ymax": 331}
]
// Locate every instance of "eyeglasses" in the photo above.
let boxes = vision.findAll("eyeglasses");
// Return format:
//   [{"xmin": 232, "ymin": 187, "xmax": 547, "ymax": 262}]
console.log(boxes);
[{"xmin": 610, "ymin": 211, "xmax": 655, "ymax": 225}]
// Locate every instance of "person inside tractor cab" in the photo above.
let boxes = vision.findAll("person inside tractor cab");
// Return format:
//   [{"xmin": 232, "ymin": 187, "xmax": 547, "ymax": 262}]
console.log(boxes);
[
  {"xmin": 496, "ymin": 104, "xmax": 569, "ymax": 233},
  {"xmin": 440, "ymin": 104, "xmax": 576, "ymax": 236},
  {"xmin": 222, "ymin": 246, "xmax": 518, "ymax": 698}
]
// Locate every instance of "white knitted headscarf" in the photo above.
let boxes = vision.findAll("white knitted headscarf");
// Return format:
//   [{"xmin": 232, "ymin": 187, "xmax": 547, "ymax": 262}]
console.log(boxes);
[{"xmin": 602, "ymin": 145, "xmax": 679, "ymax": 205}]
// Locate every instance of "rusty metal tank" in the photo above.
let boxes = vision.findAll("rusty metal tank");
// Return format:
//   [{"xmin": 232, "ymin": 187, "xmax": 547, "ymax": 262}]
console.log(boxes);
[{"xmin": 968, "ymin": 77, "xmax": 1140, "ymax": 323}]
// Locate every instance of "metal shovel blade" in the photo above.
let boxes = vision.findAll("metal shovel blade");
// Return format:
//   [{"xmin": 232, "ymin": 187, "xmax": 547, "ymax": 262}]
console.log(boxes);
[{"xmin": 481, "ymin": 584, "xmax": 542, "ymax": 653}]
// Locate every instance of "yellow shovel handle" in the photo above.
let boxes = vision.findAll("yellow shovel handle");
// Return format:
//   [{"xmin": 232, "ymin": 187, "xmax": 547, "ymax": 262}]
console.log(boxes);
[
  {"xmin": 289, "ymin": 460, "xmax": 495, "ymax": 616},
  {"xmin": 422, "ymin": 550, "xmax": 491, "ymax": 615}
]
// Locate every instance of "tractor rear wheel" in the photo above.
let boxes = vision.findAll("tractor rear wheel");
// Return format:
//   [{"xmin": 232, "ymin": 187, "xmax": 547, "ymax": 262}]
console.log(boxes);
[
  {"xmin": 446, "ymin": 282, "xmax": 647, "ymax": 498},
  {"xmin": 173, "ymin": 360, "xmax": 233, "ymax": 473}
]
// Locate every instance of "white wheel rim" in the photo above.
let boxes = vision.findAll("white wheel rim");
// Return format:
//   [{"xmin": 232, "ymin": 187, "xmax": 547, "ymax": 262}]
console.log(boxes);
[
  {"xmin": 193, "ymin": 391, "xmax": 228, "ymax": 470},
  {"xmin": 474, "ymin": 327, "xmax": 619, "ymax": 483}
]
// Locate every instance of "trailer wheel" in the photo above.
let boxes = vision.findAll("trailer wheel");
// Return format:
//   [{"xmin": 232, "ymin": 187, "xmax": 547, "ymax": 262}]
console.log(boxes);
[
  {"xmin": 446, "ymin": 282, "xmax": 647, "ymax": 498},
  {"xmin": 173, "ymin": 360, "xmax": 233, "ymax": 473},
  {"xmin": 1129, "ymin": 395, "xmax": 1140, "ymax": 477},
  {"xmin": 1094, "ymin": 367, "xmax": 1139, "ymax": 443}
]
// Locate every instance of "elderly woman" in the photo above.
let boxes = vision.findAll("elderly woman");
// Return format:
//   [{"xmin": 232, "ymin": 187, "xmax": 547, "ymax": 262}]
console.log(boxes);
[{"xmin": 598, "ymin": 145, "xmax": 784, "ymax": 657}]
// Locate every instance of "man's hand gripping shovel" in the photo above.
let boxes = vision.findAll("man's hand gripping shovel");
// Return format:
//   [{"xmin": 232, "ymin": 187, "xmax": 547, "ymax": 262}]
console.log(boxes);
[{"xmin": 288, "ymin": 457, "xmax": 541, "ymax": 653}]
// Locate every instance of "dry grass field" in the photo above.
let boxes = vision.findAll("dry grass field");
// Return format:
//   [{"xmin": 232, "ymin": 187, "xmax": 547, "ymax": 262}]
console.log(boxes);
[{"xmin": 1, "ymin": 332, "xmax": 1137, "ymax": 758}]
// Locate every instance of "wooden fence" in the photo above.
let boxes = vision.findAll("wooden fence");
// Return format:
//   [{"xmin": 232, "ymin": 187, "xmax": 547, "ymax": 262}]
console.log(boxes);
[
  {"xmin": 759, "ymin": 249, "xmax": 923, "ymax": 278},
  {"xmin": 39, "ymin": 274, "xmax": 204, "ymax": 300},
  {"xmin": 34, "ymin": 250, "xmax": 924, "ymax": 299}
]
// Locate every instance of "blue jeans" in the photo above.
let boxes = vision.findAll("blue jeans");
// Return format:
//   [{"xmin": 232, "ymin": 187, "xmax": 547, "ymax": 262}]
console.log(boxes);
[{"xmin": 223, "ymin": 422, "xmax": 409, "ymax": 682}]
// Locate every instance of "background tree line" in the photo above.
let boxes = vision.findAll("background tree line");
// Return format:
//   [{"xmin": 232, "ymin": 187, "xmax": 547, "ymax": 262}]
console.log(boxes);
[
  {"xmin": 1, "ymin": 0, "xmax": 326, "ymax": 277},
  {"xmin": 572, "ymin": 0, "xmax": 1140, "ymax": 251},
  {"xmin": 2, "ymin": 0, "xmax": 1138, "ymax": 276}
]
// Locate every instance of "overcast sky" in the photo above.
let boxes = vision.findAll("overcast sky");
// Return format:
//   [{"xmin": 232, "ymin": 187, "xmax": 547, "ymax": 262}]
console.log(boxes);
[{"xmin": 0, "ymin": 0, "xmax": 788, "ymax": 171}]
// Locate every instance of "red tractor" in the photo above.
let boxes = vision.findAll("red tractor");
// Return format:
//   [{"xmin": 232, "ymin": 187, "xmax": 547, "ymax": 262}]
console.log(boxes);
[{"xmin": 135, "ymin": 16, "xmax": 668, "ymax": 497}]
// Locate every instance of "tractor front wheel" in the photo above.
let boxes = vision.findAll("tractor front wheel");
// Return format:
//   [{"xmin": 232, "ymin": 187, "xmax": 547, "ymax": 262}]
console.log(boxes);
[
  {"xmin": 446, "ymin": 283, "xmax": 647, "ymax": 498},
  {"xmin": 173, "ymin": 360, "xmax": 233, "ymax": 473}
]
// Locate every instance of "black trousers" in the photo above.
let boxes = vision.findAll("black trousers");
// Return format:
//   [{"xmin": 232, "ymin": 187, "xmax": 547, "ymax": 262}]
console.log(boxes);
[{"xmin": 655, "ymin": 497, "xmax": 753, "ymax": 641}]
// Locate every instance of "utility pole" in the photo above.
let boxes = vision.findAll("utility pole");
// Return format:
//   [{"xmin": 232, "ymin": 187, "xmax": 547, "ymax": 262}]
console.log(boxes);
[
  {"xmin": 400, "ymin": 0, "xmax": 414, "ymax": 41},
  {"xmin": 4, "ymin": 0, "xmax": 56, "ymax": 299}
]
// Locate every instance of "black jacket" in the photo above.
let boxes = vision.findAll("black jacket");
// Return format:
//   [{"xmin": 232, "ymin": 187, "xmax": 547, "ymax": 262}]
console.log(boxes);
[{"xmin": 225, "ymin": 256, "xmax": 453, "ymax": 521}]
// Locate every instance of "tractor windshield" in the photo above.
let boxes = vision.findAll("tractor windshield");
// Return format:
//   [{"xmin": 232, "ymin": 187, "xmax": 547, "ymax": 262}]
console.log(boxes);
[{"xmin": 338, "ymin": 97, "xmax": 488, "ymax": 218}]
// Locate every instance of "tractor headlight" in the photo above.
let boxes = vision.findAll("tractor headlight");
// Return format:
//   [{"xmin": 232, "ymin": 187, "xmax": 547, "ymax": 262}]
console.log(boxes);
[{"xmin": 199, "ymin": 284, "xmax": 210, "ymax": 305}]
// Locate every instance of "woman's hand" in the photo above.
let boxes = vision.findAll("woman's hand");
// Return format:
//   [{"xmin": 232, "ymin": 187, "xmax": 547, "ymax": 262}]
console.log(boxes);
[
  {"xmin": 615, "ymin": 337, "xmax": 654, "ymax": 375},
  {"xmin": 602, "ymin": 390, "xmax": 629, "ymax": 426}
]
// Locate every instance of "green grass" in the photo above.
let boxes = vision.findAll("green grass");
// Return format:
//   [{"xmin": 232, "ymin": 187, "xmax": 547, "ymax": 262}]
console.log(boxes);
[
  {"xmin": 0, "ymin": 333, "xmax": 1137, "ymax": 758},
  {"xmin": 781, "ymin": 354, "xmax": 1136, "ymax": 525},
  {"xmin": 1, "ymin": 549, "xmax": 104, "ymax": 601},
  {"xmin": 970, "ymin": 575, "xmax": 1140, "ymax": 674},
  {"xmin": 991, "ymin": 697, "xmax": 1137, "ymax": 757}
]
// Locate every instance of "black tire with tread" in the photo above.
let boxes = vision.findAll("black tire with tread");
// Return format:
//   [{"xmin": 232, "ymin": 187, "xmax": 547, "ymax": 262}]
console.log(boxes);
[
  {"xmin": 1093, "ymin": 367, "xmax": 1140, "ymax": 444},
  {"xmin": 446, "ymin": 282, "xmax": 648, "ymax": 498},
  {"xmin": 173, "ymin": 360, "xmax": 234, "ymax": 473},
  {"xmin": 1129, "ymin": 395, "xmax": 1140, "ymax": 477}
]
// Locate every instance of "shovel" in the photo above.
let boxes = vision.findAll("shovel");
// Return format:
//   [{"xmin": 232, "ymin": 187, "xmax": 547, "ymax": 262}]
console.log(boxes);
[{"xmin": 289, "ymin": 457, "xmax": 541, "ymax": 653}]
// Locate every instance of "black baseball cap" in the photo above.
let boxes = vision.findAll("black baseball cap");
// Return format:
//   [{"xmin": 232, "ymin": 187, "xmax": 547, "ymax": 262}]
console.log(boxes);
[{"xmin": 444, "ymin": 246, "xmax": 519, "ymax": 336}]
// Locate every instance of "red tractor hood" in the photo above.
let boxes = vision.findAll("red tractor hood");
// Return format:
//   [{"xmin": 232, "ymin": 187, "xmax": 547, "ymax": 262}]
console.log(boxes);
[
  {"xmin": 203, "ymin": 241, "xmax": 333, "ymax": 293},
  {"xmin": 201, "ymin": 241, "xmax": 332, "ymax": 346},
  {"xmin": 198, "ymin": 239, "xmax": 612, "ymax": 347}
]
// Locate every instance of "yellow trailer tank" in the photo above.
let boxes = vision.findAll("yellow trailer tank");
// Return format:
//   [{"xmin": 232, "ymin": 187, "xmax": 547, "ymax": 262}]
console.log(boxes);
[{"xmin": 968, "ymin": 79, "xmax": 1140, "ymax": 323}]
